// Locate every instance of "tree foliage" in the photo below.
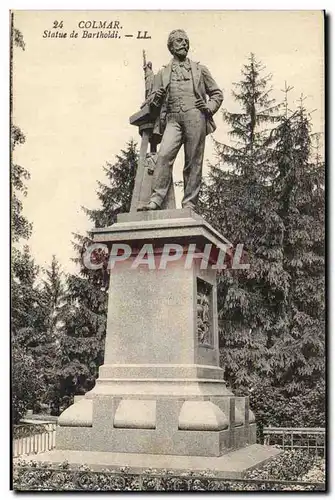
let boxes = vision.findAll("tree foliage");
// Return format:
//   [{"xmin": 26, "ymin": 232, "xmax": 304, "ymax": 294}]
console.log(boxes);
[
  {"xmin": 200, "ymin": 54, "xmax": 286, "ymax": 389},
  {"xmin": 58, "ymin": 141, "xmax": 138, "ymax": 406},
  {"xmin": 11, "ymin": 26, "xmax": 30, "ymax": 242},
  {"xmin": 12, "ymin": 346, "xmax": 43, "ymax": 423},
  {"xmin": 268, "ymin": 96, "xmax": 325, "ymax": 392},
  {"xmin": 33, "ymin": 256, "xmax": 67, "ymax": 412},
  {"xmin": 11, "ymin": 126, "xmax": 32, "ymax": 243},
  {"xmin": 11, "ymin": 24, "xmax": 44, "ymax": 420},
  {"xmin": 199, "ymin": 54, "xmax": 324, "ymax": 426}
]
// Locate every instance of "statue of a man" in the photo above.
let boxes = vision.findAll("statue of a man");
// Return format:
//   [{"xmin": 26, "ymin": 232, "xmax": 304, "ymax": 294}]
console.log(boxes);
[{"xmin": 141, "ymin": 29, "xmax": 223, "ymax": 211}]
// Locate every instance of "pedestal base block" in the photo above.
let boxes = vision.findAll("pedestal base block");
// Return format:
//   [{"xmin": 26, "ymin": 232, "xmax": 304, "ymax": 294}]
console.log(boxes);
[
  {"xmin": 21, "ymin": 445, "xmax": 282, "ymax": 479},
  {"xmin": 56, "ymin": 394, "xmax": 255, "ymax": 457}
]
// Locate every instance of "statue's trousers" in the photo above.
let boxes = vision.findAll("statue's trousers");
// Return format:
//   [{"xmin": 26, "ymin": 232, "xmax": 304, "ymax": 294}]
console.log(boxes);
[{"xmin": 150, "ymin": 108, "xmax": 206, "ymax": 208}]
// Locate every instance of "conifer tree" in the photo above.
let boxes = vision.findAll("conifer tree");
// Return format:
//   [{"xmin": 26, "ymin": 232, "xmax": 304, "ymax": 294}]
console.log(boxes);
[
  {"xmin": 33, "ymin": 256, "xmax": 66, "ymax": 411},
  {"xmin": 248, "ymin": 93, "xmax": 325, "ymax": 430},
  {"xmin": 199, "ymin": 54, "xmax": 286, "ymax": 391},
  {"xmin": 199, "ymin": 58, "xmax": 324, "ymax": 428},
  {"xmin": 58, "ymin": 141, "xmax": 138, "ymax": 407},
  {"xmin": 270, "ymin": 94, "xmax": 325, "ymax": 393}
]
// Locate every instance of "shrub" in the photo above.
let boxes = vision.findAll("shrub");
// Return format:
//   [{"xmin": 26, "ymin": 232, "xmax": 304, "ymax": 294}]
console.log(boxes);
[
  {"xmin": 246, "ymin": 380, "xmax": 326, "ymax": 441},
  {"xmin": 245, "ymin": 449, "xmax": 323, "ymax": 481},
  {"xmin": 13, "ymin": 450, "xmax": 326, "ymax": 492},
  {"xmin": 13, "ymin": 424, "xmax": 49, "ymax": 440},
  {"xmin": 12, "ymin": 346, "xmax": 43, "ymax": 424}
]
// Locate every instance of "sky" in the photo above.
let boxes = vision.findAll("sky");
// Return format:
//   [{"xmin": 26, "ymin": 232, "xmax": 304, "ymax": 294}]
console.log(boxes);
[{"xmin": 12, "ymin": 10, "xmax": 324, "ymax": 274}]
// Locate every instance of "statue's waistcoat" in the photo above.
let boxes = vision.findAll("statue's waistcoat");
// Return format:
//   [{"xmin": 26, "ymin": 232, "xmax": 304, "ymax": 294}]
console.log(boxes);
[{"xmin": 166, "ymin": 66, "xmax": 197, "ymax": 113}]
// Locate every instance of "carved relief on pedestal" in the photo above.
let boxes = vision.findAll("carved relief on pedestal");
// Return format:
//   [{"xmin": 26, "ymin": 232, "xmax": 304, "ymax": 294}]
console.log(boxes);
[{"xmin": 197, "ymin": 278, "xmax": 213, "ymax": 346}]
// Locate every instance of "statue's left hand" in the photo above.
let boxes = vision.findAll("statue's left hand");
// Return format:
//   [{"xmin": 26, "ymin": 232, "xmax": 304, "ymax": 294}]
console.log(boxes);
[{"xmin": 195, "ymin": 98, "xmax": 211, "ymax": 116}]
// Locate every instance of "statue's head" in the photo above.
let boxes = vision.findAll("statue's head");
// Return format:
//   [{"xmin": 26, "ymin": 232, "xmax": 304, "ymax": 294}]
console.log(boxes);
[{"xmin": 167, "ymin": 29, "xmax": 189, "ymax": 58}]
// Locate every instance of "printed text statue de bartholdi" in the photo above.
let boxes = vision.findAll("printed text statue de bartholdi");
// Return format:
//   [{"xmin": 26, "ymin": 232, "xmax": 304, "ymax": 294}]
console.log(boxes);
[{"xmin": 141, "ymin": 29, "xmax": 223, "ymax": 211}]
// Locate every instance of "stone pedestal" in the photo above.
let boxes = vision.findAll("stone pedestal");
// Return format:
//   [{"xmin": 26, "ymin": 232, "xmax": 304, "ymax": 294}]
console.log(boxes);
[{"xmin": 33, "ymin": 210, "xmax": 281, "ymax": 475}]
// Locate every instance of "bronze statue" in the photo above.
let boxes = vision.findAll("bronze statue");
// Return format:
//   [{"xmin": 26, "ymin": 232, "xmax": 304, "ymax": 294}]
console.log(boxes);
[{"xmin": 140, "ymin": 29, "xmax": 223, "ymax": 211}]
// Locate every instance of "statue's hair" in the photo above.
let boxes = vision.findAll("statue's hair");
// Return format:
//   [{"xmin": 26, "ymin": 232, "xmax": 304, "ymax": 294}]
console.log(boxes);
[{"xmin": 167, "ymin": 29, "xmax": 189, "ymax": 54}]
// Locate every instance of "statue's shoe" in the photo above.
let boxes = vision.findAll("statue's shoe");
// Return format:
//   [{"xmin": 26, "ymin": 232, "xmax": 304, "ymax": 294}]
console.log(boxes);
[
  {"xmin": 140, "ymin": 201, "xmax": 160, "ymax": 211},
  {"xmin": 182, "ymin": 203, "xmax": 196, "ymax": 211}
]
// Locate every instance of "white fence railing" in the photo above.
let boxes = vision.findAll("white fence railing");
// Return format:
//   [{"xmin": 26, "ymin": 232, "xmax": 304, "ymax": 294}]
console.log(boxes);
[
  {"xmin": 263, "ymin": 427, "xmax": 325, "ymax": 457},
  {"xmin": 13, "ymin": 424, "xmax": 326, "ymax": 458},
  {"xmin": 13, "ymin": 423, "xmax": 57, "ymax": 458}
]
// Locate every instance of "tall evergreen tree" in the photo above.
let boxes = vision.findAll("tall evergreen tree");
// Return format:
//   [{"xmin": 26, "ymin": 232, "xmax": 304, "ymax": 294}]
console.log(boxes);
[
  {"xmin": 269, "ymin": 94, "xmax": 325, "ymax": 393},
  {"xmin": 199, "ymin": 57, "xmax": 324, "ymax": 428},
  {"xmin": 40, "ymin": 256, "xmax": 66, "ymax": 340},
  {"xmin": 34, "ymin": 256, "xmax": 67, "ymax": 411},
  {"xmin": 199, "ymin": 54, "xmax": 286, "ymax": 391},
  {"xmin": 58, "ymin": 141, "xmax": 138, "ymax": 407},
  {"xmin": 249, "ymin": 94, "xmax": 325, "ymax": 432}
]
